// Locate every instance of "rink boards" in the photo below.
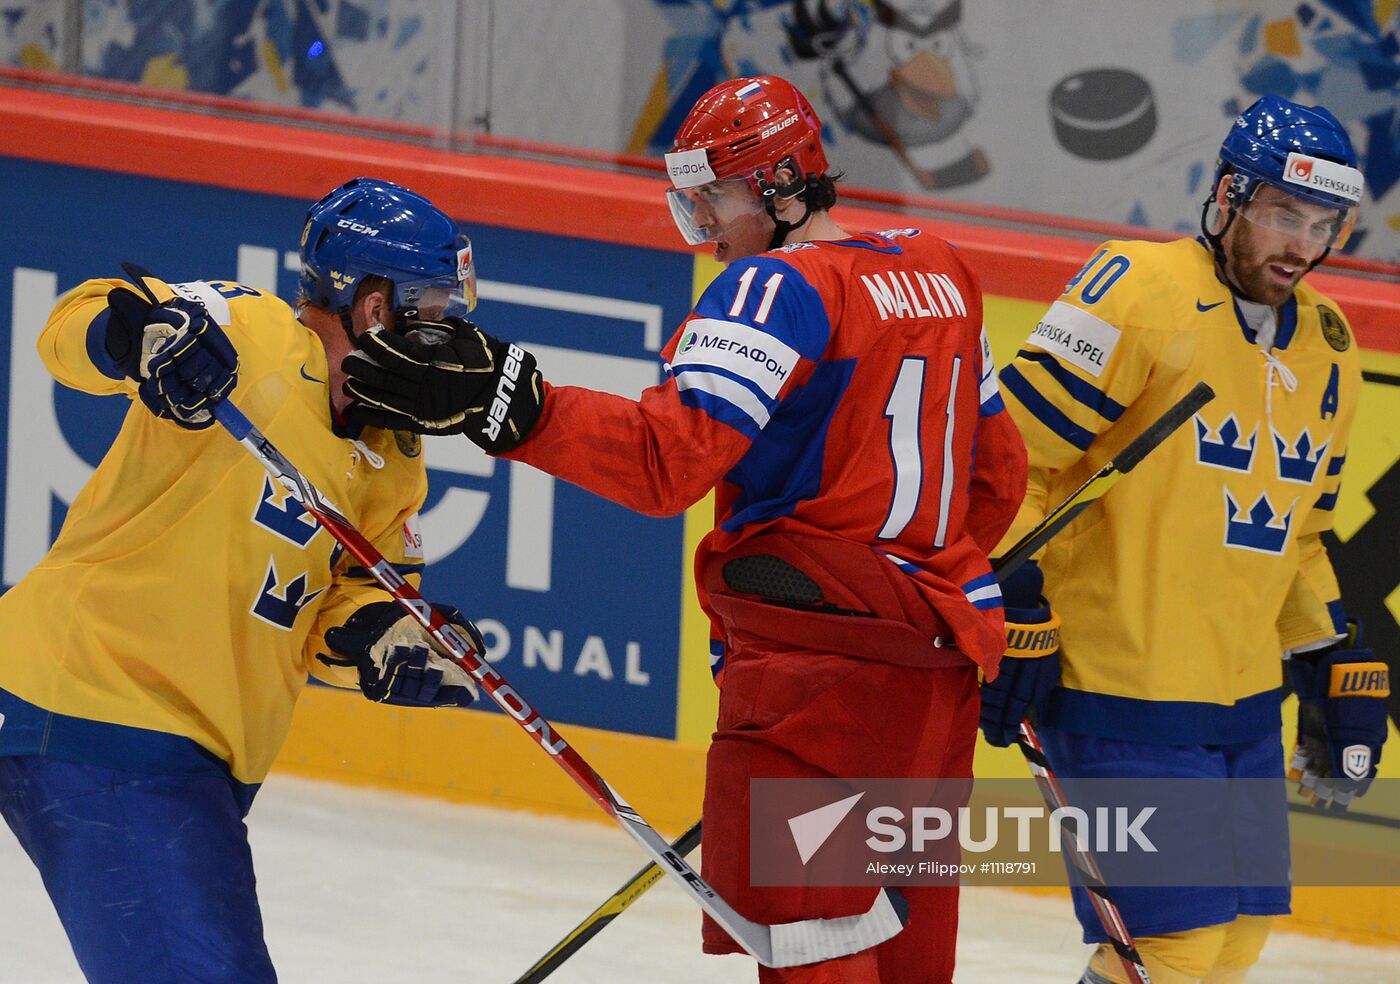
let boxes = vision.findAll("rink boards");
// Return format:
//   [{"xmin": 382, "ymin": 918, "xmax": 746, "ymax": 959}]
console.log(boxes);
[{"xmin": 1, "ymin": 79, "xmax": 1398, "ymax": 947}]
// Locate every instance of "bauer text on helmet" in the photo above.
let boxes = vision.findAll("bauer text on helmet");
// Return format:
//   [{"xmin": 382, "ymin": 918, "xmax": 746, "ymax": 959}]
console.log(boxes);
[{"xmin": 665, "ymin": 76, "xmax": 828, "ymax": 192}]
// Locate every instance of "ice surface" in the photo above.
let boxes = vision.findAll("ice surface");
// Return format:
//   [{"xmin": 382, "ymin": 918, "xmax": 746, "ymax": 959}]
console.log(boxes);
[{"xmin": 2, "ymin": 774, "xmax": 1395, "ymax": 982}]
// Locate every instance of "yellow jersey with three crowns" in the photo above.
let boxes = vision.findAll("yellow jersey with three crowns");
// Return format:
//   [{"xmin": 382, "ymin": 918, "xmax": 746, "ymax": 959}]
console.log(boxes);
[
  {"xmin": 0, "ymin": 277, "xmax": 427, "ymax": 784},
  {"xmin": 998, "ymin": 238, "xmax": 1358, "ymax": 743}
]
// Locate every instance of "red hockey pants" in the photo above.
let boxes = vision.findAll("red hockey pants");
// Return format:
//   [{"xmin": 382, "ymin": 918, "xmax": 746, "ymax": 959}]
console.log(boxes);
[{"xmin": 700, "ymin": 622, "xmax": 979, "ymax": 983}]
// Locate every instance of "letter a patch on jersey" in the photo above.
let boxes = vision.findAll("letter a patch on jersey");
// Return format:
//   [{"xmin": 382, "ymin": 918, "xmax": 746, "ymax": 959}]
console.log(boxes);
[{"xmin": 251, "ymin": 558, "xmax": 326, "ymax": 630}]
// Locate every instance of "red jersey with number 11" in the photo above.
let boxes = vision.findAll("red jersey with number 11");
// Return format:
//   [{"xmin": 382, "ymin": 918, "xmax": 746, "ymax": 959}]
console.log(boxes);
[{"xmin": 505, "ymin": 229, "xmax": 1026, "ymax": 671}]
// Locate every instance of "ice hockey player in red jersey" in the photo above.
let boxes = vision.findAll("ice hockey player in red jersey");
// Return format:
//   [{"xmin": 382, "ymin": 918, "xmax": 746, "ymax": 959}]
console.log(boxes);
[{"xmin": 342, "ymin": 75, "xmax": 1027, "ymax": 982}]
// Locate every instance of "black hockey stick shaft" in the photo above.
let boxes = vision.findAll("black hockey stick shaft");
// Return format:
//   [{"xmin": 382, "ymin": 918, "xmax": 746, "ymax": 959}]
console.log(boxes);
[
  {"xmin": 514, "ymin": 820, "xmax": 703, "ymax": 983},
  {"xmin": 995, "ymin": 382, "xmax": 1215, "ymax": 575}
]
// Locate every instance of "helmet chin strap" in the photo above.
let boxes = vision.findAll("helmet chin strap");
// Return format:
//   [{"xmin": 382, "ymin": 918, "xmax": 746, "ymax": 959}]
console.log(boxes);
[
  {"xmin": 759, "ymin": 159, "xmax": 816, "ymax": 251},
  {"xmin": 338, "ymin": 309, "xmax": 358, "ymax": 346},
  {"xmin": 1201, "ymin": 199, "xmax": 1252, "ymax": 300},
  {"xmin": 763, "ymin": 192, "xmax": 813, "ymax": 251},
  {"xmin": 1201, "ymin": 197, "xmax": 1330, "ymax": 305}
]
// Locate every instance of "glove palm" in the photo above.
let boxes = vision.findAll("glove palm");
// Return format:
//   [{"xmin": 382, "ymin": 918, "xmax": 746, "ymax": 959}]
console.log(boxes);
[{"xmin": 321, "ymin": 600, "xmax": 481, "ymax": 709}]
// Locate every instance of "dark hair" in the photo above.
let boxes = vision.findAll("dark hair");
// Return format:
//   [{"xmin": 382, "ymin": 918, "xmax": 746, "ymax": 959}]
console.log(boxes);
[{"xmin": 800, "ymin": 170, "xmax": 842, "ymax": 211}]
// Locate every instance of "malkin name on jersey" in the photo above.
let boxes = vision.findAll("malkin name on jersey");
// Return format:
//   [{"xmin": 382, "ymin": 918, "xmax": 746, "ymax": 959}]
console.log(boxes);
[{"xmin": 860, "ymin": 270, "xmax": 968, "ymax": 322}]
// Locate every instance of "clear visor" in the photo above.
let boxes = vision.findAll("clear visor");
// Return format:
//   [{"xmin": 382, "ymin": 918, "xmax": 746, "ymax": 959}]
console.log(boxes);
[
  {"xmin": 665, "ymin": 178, "xmax": 766, "ymax": 246},
  {"xmin": 1237, "ymin": 192, "xmax": 1357, "ymax": 251},
  {"xmin": 400, "ymin": 281, "xmax": 475, "ymax": 320},
  {"xmin": 396, "ymin": 238, "xmax": 477, "ymax": 320}
]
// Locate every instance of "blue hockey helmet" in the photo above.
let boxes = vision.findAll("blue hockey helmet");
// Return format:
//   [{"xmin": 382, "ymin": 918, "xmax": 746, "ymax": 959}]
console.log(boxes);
[
  {"xmin": 1214, "ymin": 95, "xmax": 1363, "ymax": 211},
  {"xmin": 1204, "ymin": 95, "xmax": 1364, "ymax": 257},
  {"xmin": 298, "ymin": 177, "xmax": 476, "ymax": 320}
]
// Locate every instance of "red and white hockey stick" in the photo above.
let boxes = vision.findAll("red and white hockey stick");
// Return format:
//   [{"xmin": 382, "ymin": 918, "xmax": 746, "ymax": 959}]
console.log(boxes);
[
  {"xmin": 118, "ymin": 263, "xmax": 904, "ymax": 968},
  {"xmin": 1015, "ymin": 720, "xmax": 1150, "ymax": 982},
  {"xmin": 208, "ymin": 392, "xmax": 912, "ymax": 967}
]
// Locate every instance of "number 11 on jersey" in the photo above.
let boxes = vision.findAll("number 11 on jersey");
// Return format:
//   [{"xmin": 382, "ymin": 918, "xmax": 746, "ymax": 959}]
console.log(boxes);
[{"xmin": 878, "ymin": 356, "xmax": 961, "ymax": 546}]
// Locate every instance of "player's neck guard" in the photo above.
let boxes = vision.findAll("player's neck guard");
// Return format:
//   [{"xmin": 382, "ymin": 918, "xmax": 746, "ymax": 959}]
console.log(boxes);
[{"xmin": 1201, "ymin": 198, "xmax": 1243, "ymax": 296}]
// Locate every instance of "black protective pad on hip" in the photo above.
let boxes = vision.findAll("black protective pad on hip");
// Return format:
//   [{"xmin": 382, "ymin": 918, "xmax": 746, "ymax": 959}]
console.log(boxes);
[
  {"xmin": 722, "ymin": 553, "xmax": 877, "ymax": 620},
  {"xmin": 721, "ymin": 554, "xmax": 824, "ymax": 605}
]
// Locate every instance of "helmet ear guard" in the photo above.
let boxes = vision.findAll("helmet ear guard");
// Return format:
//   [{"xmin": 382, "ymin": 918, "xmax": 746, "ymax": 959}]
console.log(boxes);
[
  {"xmin": 764, "ymin": 156, "xmax": 809, "ymax": 200},
  {"xmin": 757, "ymin": 155, "xmax": 817, "ymax": 251}
]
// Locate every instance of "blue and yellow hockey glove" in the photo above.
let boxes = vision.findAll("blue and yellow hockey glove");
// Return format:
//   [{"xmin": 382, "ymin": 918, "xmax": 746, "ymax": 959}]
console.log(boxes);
[
  {"xmin": 1286, "ymin": 621, "xmax": 1389, "ymax": 812},
  {"xmin": 978, "ymin": 560, "xmax": 1062, "ymax": 747},
  {"xmin": 321, "ymin": 600, "xmax": 480, "ymax": 709},
  {"xmin": 105, "ymin": 289, "xmax": 239, "ymax": 430}
]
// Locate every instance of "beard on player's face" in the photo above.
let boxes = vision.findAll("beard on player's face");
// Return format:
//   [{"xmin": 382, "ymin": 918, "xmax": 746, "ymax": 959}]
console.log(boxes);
[{"xmin": 1221, "ymin": 219, "xmax": 1312, "ymax": 308}]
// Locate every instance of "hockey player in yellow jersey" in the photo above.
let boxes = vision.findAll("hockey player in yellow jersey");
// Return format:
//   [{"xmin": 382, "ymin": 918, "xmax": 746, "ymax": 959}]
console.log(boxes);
[
  {"xmin": 0, "ymin": 178, "xmax": 487, "ymax": 983},
  {"xmin": 980, "ymin": 97, "xmax": 1390, "ymax": 984}
]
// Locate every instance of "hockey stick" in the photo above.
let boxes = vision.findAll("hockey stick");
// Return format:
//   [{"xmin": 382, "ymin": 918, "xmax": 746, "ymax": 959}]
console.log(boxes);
[
  {"xmin": 205, "ymin": 397, "xmax": 798, "ymax": 963},
  {"xmin": 994, "ymin": 380, "xmax": 1216, "ymax": 573},
  {"xmin": 996, "ymin": 380, "xmax": 1217, "ymax": 984},
  {"xmin": 517, "ymin": 381, "xmax": 1213, "ymax": 981},
  {"xmin": 1015, "ymin": 720, "xmax": 1150, "ymax": 982},
  {"xmin": 211, "ymin": 404, "xmax": 913, "ymax": 968},
  {"xmin": 116, "ymin": 267, "xmax": 906, "ymax": 969},
  {"xmin": 513, "ymin": 820, "xmax": 702, "ymax": 984}
]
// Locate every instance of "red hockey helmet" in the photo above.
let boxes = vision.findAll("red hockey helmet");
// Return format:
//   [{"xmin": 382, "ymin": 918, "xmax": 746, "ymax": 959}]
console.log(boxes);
[
  {"xmin": 669, "ymin": 75, "xmax": 828, "ymax": 190},
  {"xmin": 664, "ymin": 76, "xmax": 829, "ymax": 245}
]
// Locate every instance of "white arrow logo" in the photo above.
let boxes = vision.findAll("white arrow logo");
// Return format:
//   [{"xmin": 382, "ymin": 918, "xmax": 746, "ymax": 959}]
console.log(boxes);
[{"xmin": 788, "ymin": 792, "xmax": 865, "ymax": 864}]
